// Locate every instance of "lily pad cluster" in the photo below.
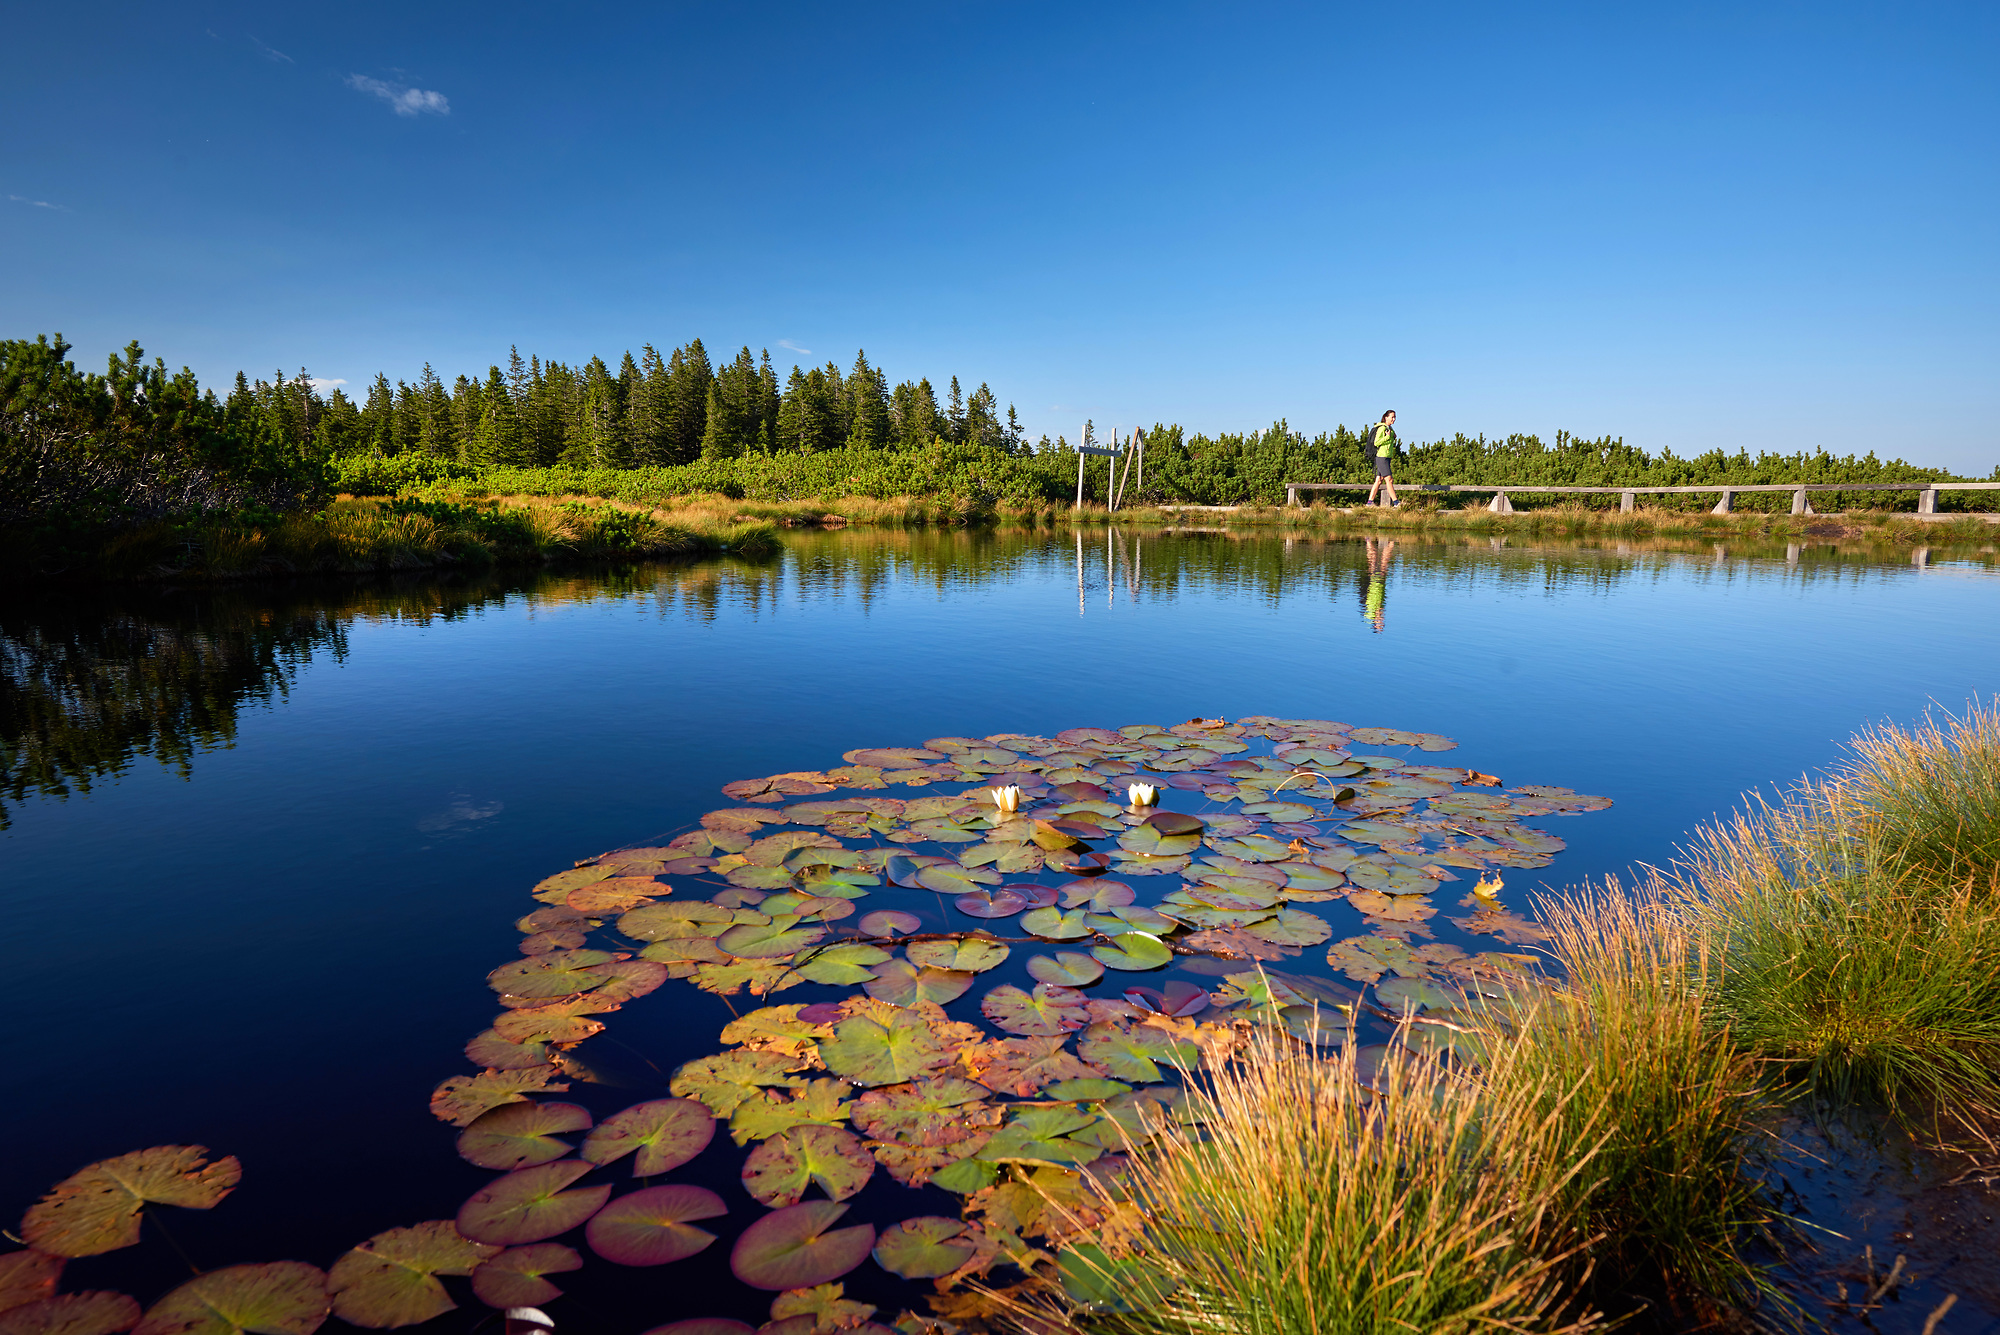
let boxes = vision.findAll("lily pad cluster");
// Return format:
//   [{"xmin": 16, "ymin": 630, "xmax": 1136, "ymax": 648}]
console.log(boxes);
[{"xmin": 417, "ymin": 716, "xmax": 1609, "ymax": 1330}]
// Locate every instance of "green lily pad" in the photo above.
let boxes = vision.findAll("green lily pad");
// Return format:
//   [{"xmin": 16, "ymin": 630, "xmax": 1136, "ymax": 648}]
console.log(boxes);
[
  {"xmin": 906, "ymin": 937, "xmax": 1010, "ymax": 972},
  {"xmin": 584, "ymin": 1186, "xmax": 727, "ymax": 1266},
  {"xmin": 132, "ymin": 1263, "xmax": 328, "ymax": 1335},
  {"xmin": 724, "ymin": 865, "xmax": 798, "ymax": 890},
  {"xmin": 864, "ymin": 959, "xmax": 974, "ymax": 1007},
  {"xmin": 872, "ymin": 1218, "xmax": 975, "ymax": 1281},
  {"xmin": 22, "ymin": 1147, "xmax": 242, "ymax": 1258},
  {"xmin": 1076, "ymin": 1022, "xmax": 1197, "ymax": 1083},
  {"xmin": 1091, "ymin": 932, "xmax": 1172, "ymax": 971},
  {"xmin": 616, "ymin": 903, "xmax": 742, "ymax": 944},
  {"xmin": 456, "ymin": 1161, "xmax": 611, "ymax": 1246},
  {"xmin": 928, "ymin": 1159, "xmax": 1001, "ymax": 1193},
  {"xmin": 1025, "ymin": 952, "xmax": 1104, "ymax": 986},
  {"xmin": 740, "ymin": 1126, "xmax": 875, "ymax": 1207},
  {"xmin": 1347, "ymin": 890, "xmax": 1437, "ymax": 923},
  {"xmin": 976, "ymin": 1107, "xmax": 1103, "ymax": 1166},
  {"xmin": 847, "ymin": 1077, "xmax": 993, "ymax": 1144},
  {"xmin": 1087, "ymin": 906, "xmax": 1176, "ymax": 933},
  {"xmin": 1018, "ymin": 907, "xmax": 1091, "ymax": 939},
  {"xmin": 430, "ymin": 1068, "xmax": 571, "ymax": 1128},
  {"xmin": 728, "ymin": 1202, "xmax": 875, "ymax": 1291},
  {"xmin": 818, "ymin": 1009, "xmax": 957, "ymax": 1086},
  {"xmin": 1117, "ymin": 825, "xmax": 1201, "ymax": 858},
  {"xmin": 793, "ymin": 943, "xmax": 892, "ymax": 985},
  {"xmin": 327, "ymin": 1222, "xmax": 498, "ymax": 1329},
  {"xmin": 727, "ymin": 1079, "xmax": 854, "ymax": 1145},
  {"xmin": 1059, "ymin": 880, "xmax": 1137, "ymax": 909},
  {"xmin": 980, "ymin": 983, "xmax": 1089, "ymax": 1036},
  {"xmin": 0, "ymin": 1293, "xmax": 141, "ymax": 1335},
  {"xmin": 457, "ymin": 1102, "xmax": 593, "ymax": 1172},
  {"xmin": 915, "ymin": 864, "xmax": 1002, "ymax": 894},
  {"xmin": 855, "ymin": 910, "xmax": 921, "ymax": 936},
  {"xmin": 1057, "ymin": 1243, "xmax": 1176, "ymax": 1313},
  {"xmin": 579, "ymin": 1099, "xmax": 715, "ymax": 1176},
  {"xmin": 1207, "ymin": 835, "xmax": 1295, "ymax": 863},
  {"xmin": 1045, "ymin": 1077, "xmax": 1133, "ymax": 1101},
  {"xmin": 718, "ymin": 916, "xmax": 827, "ymax": 960},
  {"xmin": 1346, "ymin": 862, "xmax": 1435, "ymax": 895},
  {"xmin": 671, "ymin": 1051, "xmax": 809, "ymax": 1117},
  {"xmin": 1375, "ymin": 977, "xmax": 1457, "ymax": 1013},
  {"xmin": 467, "ymin": 1244, "xmax": 581, "ymax": 1309}
]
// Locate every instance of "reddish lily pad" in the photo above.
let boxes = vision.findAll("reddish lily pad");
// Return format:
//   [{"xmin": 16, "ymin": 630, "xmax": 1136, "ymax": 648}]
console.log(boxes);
[
  {"xmin": 327, "ymin": 1222, "xmax": 498, "ymax": 1329},
  {"xmin": 618, "ymin": 902, "xmax": 734, "ymax": 941},
  {"xmin": 1123, "ymin": 982, "xmax": 1210, "ymax": 1018},
  {"xmin": 671, "ymin": 1051, "xmax": 809, "ymax": 1117},
  {"xmin": 0, "ymin": 1251, "xmax": 63, "ymax": 1312},
  {"xmin": 1243, "ymin": 909, "xmax": 1333, "ymax": 948},
  {"xmin": 952, "ymin": 888, "xmax": 1029, "ymax": 919},
  {"xmin": 873, "ymin": 1218, "xmax": 975, "ymax": 1281},
  {"xmin": 467, "ymin": 1244, "xmax": 581, "ymax": 1309},
  {"xmin": 579, "ymin": 1099, "xmax": 716, "ymax": 1176},
  {"xmin": 855, "ymin": 910, "xmax": 920, "ymax": 936},
  {"xmin": 430, "ymin": 1068, "xmax": 570, "ymax": 1127},
  {"xmin": 740, "ymin": 1127, "xmax": 875, "ymax": 1207},
  {"xmin": 1058, "ymin": 880, "xmax": 1136, "ymax": 910},
  {"xmin": 565, "ymin": 879, "xmax": 661, "ymax": 914},
  {"xmin": 22, "ymin": 1147, "xmax": 242, "ymax": 1258},
  {"xmin": 455, "ymin": 1162, "xmax": 612, "ymax": 1246},
  {"xmin": 487, "ymin": 951, "xmax": 615, "ymax": 999},
  {"xmin": 132, "ymin": 1263, "xmax": 328, "ymax": 1335},
  {"xmin": 863, "ymin": 959, "xmax": 973, "ymax": 1007},
  {"xmin": 585, "ymin": 1186, "xmax": 727, "ymax": 1267},
  {"xmin": 0, "ymin": 1295, "xmax": 140, "ymax": 1335},
  {"xmin": 965, "ymin": 1037, "xmax": 1106, "ymax": 1097},
  {"xmin": 1024, "ymin": 951, "xmax": 1104, "ymax": 986},
  {"xmin": 456, "ymin": 1103, "xmax": 593, "ymax": 1172},
  {"xmin": 981, "ymin": 984, "xmax": 1089, "ymax": 1036},
  {"xmin": 844, "ymin": 747, "xmax": 946, "ymax": 769},
  {"xmin": 729, "ymin": 1203, "xmax": 875, "ymax": 1292}
]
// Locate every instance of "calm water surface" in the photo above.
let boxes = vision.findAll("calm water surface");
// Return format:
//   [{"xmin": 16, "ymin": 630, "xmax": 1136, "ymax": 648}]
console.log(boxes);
[{"xmin": 4, "ymin": 529, "xmax": 1997, "ymax": 1331}]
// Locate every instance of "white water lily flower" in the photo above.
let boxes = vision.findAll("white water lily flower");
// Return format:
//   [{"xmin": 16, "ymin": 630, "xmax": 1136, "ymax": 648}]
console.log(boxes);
[
  {"xmin": 1472, "ymin": 873, "xmax": 1504, "ymax": 900},
  {"xmin": 991, "ymin": 785, "xmax": 1023, "ymax": 814},
  {"xmin": 1128, "ymin": 783, "xmax": 1159, "ymax": 807}
]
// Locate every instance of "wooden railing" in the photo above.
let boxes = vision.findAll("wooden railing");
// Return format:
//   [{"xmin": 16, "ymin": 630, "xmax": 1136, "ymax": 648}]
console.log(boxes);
[{"xmin": 1283, "ymin": 481, "xmax": 2000, "ymax": 515}]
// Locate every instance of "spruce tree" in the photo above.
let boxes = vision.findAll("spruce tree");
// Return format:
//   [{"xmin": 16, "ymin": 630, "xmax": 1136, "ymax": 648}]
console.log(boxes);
[
  {"xmin": 475, "ymin": 366, "xmax": 522, "ymax": 465},
  {"xmin": 947, "ymin": 375, "xmax": 965, "ymax": 443},
  {"xmin": 758, "ymin": 350, "xmax": 780, "ymax": 452},
  {"xmin": 418, "ymin": 364, "xmax": 454, "ymax": 457},
  {"xmin": 664, "ymin": 340, "xmax": 712, "ymax": 464},
  {"xmin": 627, "ymin": 345, "xmax": 670, "ymax": 464},
  {"xmin": 845, "ymin": 350, "xmax": 890, "ymax": 450}
]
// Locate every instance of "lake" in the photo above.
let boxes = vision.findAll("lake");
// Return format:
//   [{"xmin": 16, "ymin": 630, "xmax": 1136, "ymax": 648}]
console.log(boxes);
[{"xmin": 4, "ymin": 527, "xmax": 1997, "ymax": 1333}]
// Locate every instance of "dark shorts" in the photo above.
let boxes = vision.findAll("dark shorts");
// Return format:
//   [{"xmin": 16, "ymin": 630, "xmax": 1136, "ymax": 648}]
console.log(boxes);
[{"xmin": 1374, "ymin": 455, "xmax": 1394, "ymax": 477}]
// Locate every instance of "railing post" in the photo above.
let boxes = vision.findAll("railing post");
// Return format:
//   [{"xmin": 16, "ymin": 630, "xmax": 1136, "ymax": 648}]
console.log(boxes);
[
  {"xmin": 1287, "ymin": 484, "xmax": 1298, "ymax": 508},
  {"xmin": 1487, "ymin": 491, "xmax": 1514, "ymax": 515},
  {"xmin": 1790, "ymin": 488, "xmax": 1811, "ymax": 516},
  {"xmin": 1919, "ymin": 487, "xmax": 1937, "ymax": 515},
  {"xmin": 1710, "ymin": 489, "xmax": 1734, "ymax": 515},
  {"xmin": 1620, "ymin": 491, "xmax": 1635, "ymax": 513}
]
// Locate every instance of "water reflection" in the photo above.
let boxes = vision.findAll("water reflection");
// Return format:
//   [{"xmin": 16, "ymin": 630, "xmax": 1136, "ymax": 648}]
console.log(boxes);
[{"xmin": 4, "ymin": 528, "xmax": 1992, "ymax": 826}]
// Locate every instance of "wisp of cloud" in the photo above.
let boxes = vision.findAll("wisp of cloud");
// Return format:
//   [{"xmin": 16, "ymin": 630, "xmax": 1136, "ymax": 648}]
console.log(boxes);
[{"xmin": 346, "ymin": 74, "xmax": 450, "ymax": 117}]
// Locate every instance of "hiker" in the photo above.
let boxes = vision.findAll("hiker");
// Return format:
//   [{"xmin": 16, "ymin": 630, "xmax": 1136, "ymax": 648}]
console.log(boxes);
[{"xmin": 1363, "ymin": 410, "xmax": 1401, "ymax": 507}]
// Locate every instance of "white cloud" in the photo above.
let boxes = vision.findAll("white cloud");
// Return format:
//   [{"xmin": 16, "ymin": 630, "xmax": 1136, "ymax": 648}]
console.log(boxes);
[
  {"xmin": 346, "ymin": 74, "xmax": 450, "ymax": 117},
  {"xmin": 250, "ymin": 36, "xmax": 293, "ymax": 63},
  {"xmin": 309, "ymin": 378, "xmax": 347, "ymax": 391},
  {"xmin": 778, "ymin": 339, "xmax": 813, "ymax": 357},
  {"xmin": 8, "ymin": 194, "xmax": 65, "ymax": 211}
]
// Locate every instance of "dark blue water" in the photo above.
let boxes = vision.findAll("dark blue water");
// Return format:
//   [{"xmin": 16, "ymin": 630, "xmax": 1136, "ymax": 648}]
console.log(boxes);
[{"xmin": 4, "ymin": 529, "xmax": 1997, "ymax": 1332}]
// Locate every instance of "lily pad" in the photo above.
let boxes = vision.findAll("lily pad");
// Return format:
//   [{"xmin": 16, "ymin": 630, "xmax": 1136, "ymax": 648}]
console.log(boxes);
[
  {"xmin": 132, "ymin": 1263, "xmax": 328, "ymax": 1335},
  {"xmin": 457, "ymin": 1103, "xmax": 593, "ymax": 1172},
  {"xmin": 844, "ymin": 747, "xmax": 946, "ymax": 769},
  {"xmin": 855, "ymin": 910, "xmax": 921, "ymax": 936},
  {"xmin": 1025, "ymin": 952, "xmax": 1104, "ymax": 986},
  {"xmin": 906, "ymin": 937, "xmax": 1009, "ymax": 972},
  {"xmin": 965, "ymin": 1037, "xmax": 1105, "ymax": 1097},
  {"xmin": 467, "ymin": 1244, "xmax": 581, "ymax": 1309},
  {"xmin": 565, "ymin": 879, "xmax": 661, "ymax": 915},
  {"xmin": 952, "ymin": 889, "xmax": 1029, "ymax": 919},
  {"xmin": 864, "ymin": 959, "xmax": 974, "ymax": 1007},
  {"xmin": 671, "ymin": 1051, "xmax": 809, "ymax": 1117},
  {"xmin": 431, "ymin": 1068, "xmax": 570, "ymax": 1127},
  {"xmin": 847, "ymin": 1077, "xmax": 994, "ymax": 1144},
  {"xmin": 1347, "ymin": 890, "xmax": 1437, "ymax": 923},
  {"xmin": 585, "ymin": 1186, "xmax": 727, "ymax": 1267},
  {"xmin": 1375, "ymin": 977, "xmax": 1458, "ymax": 1013},
  {"xmin": 981, "ymin": 984, "xmax": 1089, "ymax": 1036},
  {"xmin": 327, "ymin": 1222, "xmax": 498, "ymax": 1329},
  {"xmin": 817, "ymin": 1009, "xmax": 957, "ymax": 1086},
  {"xmin": 455, "ymin": 1162, "xmax": 612, "ymax": 1246},
  {"xmin": 872, "ymin": 1218, "xmax": 975, "ymax": 1281},
  {"xmin": 718, "ymin": 916, "xmax": 827, "ymax": 960},
  {"xmin": 22, "ymin": 1147, "xmax": 243, "ymax": 1258},
  {"xmin": 0, "ymin": 1294, "xmax": 140, "ymax": 1335},
  {"xmin": 617, "ymin": 902, "xmax": 734, "ymax": 942},
  {"xmin": 1057, "ymin": 1244, "xmax": 1176, "ymax": 1313},
  {"xmin": 1058, "ymin": 879, "xmax": 1137, "ymax": 910},
  {"xmin": 729, "ymin": 1203, "xmax": 875, "ymax": 1291},
  {"xmin": 1091, "ymin": 932, "xmax": 1173, "ymax": 971},
  {"xmin": 728, "ymin": 1080, "xmax": 854, "ymax": 1145},
  {"xmin": 1243, "ymin": 909, "xmax": 1333, "ymax": 948},
  {"xmin": 579, "ymin": 1099, "xmax": 715, "ymax": 1176},
  {"xmin": 0, "ymin": 1251, "xmax": 63, "ymax": 1313},
  {"xmin": 915, "ymin": 864, "xmax": 1001, "ymax": 894},
  {"xmin": 1018, "ymin": 907, "xmax": 1091, "ymax": 940},
  {"xmin": 793, "ymin": 943, "xmax": 892, "ymax": 985},
  {"xmin": 740, "ymin": 1127, "xmax": 875, "ymax": 1207},
  {"xmin": 1346, "ymin": 862, "xmax": 1435, "ymax": 895},
  {"xmin": 1077, "ymin": 1022, "xmax": 1197, "ymax": 1083},
  {"xmin": 1123, "ymin": 982, "xmax": 1210, "ymax": 1018},
  {"xmin": 487, "ymin": 951, "xmax": 615, "ymax": 999}
]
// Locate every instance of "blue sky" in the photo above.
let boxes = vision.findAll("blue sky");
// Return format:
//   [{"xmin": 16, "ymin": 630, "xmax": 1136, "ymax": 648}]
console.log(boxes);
[{"xmin": 4, "ymin": 2, "xmax": 1995, "ymax": 470}]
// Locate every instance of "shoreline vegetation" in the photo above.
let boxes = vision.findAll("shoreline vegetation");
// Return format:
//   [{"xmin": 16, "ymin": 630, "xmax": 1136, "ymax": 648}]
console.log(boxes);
[
  {"xmin": 987, "ymin": 704, "xmax": 2000, "ymax": 1334},
  {"xmin": 6, "ymin": 333, "xmax": 1996, "ymax": 581}
]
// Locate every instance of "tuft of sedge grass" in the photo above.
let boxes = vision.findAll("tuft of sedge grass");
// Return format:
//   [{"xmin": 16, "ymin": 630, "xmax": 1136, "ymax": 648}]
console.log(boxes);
[
  {"xmin": 1501, "ymin": 883, "xmax": 1783, "ymax": 1322},
  {"xmin": 1835, "ymin": 700, "xmax": 2000, "ymax": 891},
  {"xmin": 991, "ymin": 1017, "xmax": 1607, "ymax": 1335},
  {"xmin": 1674, "ymin": 789, "xmax": 2000, "ymax": 1123}
]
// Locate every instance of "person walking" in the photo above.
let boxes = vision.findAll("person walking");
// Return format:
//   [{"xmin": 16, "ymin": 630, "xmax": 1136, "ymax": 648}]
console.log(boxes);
[{"xmin": 1363, "ymin": 410, "xmax": 1401, "ymax": 507}]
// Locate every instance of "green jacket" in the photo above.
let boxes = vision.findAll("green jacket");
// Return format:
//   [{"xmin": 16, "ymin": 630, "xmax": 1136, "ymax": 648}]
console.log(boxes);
[{"xmin": 1367, "ymin": 424, "xmax": 1400, "ymax": 458}]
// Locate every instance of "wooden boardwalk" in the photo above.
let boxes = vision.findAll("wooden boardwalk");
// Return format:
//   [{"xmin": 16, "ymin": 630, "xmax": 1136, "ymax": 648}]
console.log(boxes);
[{"xmin": 1283, "ymin": 480, "xmax": 2000, "ymax": 515}]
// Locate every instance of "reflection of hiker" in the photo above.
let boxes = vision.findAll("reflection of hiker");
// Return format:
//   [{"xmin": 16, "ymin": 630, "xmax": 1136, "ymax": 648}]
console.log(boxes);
[
  {"xmin": 1360, "ymin": 536, "xmax": 1395, "ymax": 632},
  {"xmin": 1363, "ymin": 410, "xmax": 1401, "ymax": 508}
]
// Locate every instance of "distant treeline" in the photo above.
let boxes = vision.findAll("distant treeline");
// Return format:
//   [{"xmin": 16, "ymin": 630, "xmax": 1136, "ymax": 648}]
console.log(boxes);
[{"xmin": 4, "ymin": 332, "xmax": 1989, "ymax": 542}]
